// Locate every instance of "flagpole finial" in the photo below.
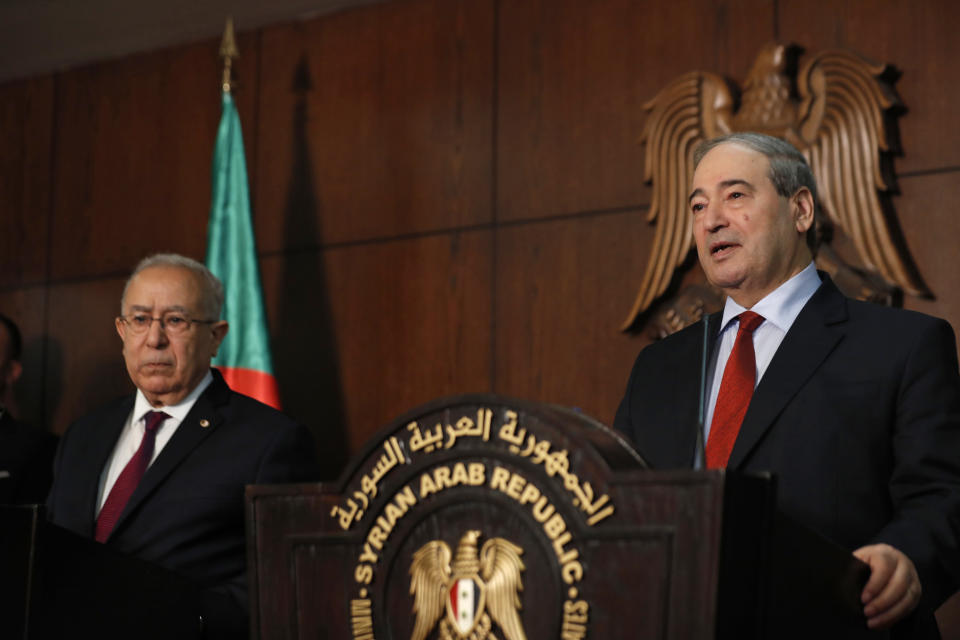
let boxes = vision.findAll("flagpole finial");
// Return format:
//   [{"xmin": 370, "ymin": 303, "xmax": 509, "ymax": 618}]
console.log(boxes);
[{"xmin": 219, "ymin": 16, "xmax": 239, "ymax": 93}]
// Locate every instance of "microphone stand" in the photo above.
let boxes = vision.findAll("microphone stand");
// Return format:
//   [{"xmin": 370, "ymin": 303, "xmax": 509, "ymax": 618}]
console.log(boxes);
[{"xmin": 694, "ymin": 313, "xmax": 711, "ymax": 469}]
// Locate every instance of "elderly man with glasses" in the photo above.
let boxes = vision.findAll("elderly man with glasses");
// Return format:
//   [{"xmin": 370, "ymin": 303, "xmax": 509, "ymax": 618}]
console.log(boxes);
[{"xmin": 46, "ymin": 253, "xmax": 319, "ymax": 638}]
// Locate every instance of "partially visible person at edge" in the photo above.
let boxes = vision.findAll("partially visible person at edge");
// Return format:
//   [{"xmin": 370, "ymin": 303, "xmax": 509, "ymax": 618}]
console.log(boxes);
[
  {"xmin": 0, "ymin": 312, "xmax": 57, "ymax": 505},
  {"xmin": 47, "ymin": 253, "xmax": 320, "ymax": 638},
  {"xmin": 614, "ymin": 132, "xmax": 960, "ymax": 637}
]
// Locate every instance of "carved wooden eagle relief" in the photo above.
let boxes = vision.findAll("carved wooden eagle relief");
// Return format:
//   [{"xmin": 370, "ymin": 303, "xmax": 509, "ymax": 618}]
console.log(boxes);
[{"xmin": 623, "ymin": 42, "xmax": 930, "ymax": 333}]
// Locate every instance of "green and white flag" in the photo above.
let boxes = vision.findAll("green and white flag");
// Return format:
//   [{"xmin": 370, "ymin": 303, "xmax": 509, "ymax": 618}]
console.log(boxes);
[{"xmin": 205, "ymin": 91, "xmax": 281, "ymax": 408}]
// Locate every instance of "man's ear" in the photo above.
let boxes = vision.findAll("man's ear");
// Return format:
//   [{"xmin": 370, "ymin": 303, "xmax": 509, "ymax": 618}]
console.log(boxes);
[
  {"xmin": 6, "ymin": 359, "xmax": 22, "ymax": 386},
  {"xmin": 116, "ymin": 316, "xmax": 126, "ymax": 340},
  {"xmin": 210, "ymin": 321, "xmax": 229, "ymax": 357},
  {"xmin": 793, "ymin": 187, "xmax": 815, "ymax": 233}
]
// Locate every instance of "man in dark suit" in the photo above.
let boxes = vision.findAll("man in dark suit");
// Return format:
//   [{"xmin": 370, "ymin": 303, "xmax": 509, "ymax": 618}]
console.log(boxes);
[
  {"xmin": 614, "ymin": 133, "xmax": 960, "ymax": 633},
  {"xmin": 0, "ymin": 312, "xmax": 57, "ymax": 505},
  {"xmin": 47, "ymin": 254, "xmax": 319, "ymax": 637}
]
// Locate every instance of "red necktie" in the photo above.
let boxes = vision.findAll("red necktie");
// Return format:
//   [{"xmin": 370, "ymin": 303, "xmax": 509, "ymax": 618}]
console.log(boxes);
[
  {"xmin": 95, "ymin": 410, "xmax": 169, "ymax": 542},
  {"xmin": 705, "ymin": 311, "xmax": 765, "ymax": 469}
]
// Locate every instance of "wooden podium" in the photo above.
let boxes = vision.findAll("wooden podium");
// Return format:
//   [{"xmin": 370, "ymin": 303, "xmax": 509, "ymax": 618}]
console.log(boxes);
[{"xmin": 247, "ymin": 395, "xmax": 873, "ymax": 639}]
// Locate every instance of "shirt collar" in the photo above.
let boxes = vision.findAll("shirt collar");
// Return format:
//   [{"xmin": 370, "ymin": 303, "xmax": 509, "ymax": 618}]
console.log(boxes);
[
  {"xmin": 719, "ymin": 262, "xmax": 822, "ymax": 333},
  {"xmin": 132, "ymin": 370, "xmax": 214, "ymax": 425}
]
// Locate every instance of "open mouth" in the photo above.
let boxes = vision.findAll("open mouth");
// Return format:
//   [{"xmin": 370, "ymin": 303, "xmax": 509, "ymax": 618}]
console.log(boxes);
[{"xmin": 710, "ymin": 242, "xmax": 738, "ymax": 256}]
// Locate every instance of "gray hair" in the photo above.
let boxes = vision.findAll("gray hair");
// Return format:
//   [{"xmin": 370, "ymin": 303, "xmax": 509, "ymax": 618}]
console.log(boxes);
[
  {"xmin": 121, "ymin": 253, "xmax": 225, "ymax": 319},
  {"xmin": 694, "ymin": 132, "xmax": 819, "ymax": 251}
]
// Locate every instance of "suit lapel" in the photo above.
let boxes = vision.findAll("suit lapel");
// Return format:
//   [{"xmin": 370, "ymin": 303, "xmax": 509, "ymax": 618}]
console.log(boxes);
[
  {"xmin": 82, "ymin": 399, "xmax": 134, "ymax": 533},
  {"xmin": 727, "ymin": 277, "xmax": 848, "ymax": 469},
  {"xmin": 108, "ymin": 374, "xmax": 230, "ymax": 538}
]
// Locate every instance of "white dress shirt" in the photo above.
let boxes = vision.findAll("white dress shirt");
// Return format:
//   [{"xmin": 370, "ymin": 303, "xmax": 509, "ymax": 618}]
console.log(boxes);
[
  {"xmin": 702, "ymin": 262, "xmax": 822, "ymax": 446},
  {"xmin": 96, "ymin": 371, "xmax": 214, "ymax": 514}
]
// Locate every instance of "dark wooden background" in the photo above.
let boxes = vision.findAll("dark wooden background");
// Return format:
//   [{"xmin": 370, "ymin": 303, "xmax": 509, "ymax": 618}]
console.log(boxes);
[
  {"xmin": 4, "ymin": 0, "xmax": 960, "ymax": 470},
  {"xmin": 3, "ymin": 0, "xmax": 960, "ymax": 630},
  {"xmin": 3, "ymin": 0, "xmax": 960, "ymax": 465}
]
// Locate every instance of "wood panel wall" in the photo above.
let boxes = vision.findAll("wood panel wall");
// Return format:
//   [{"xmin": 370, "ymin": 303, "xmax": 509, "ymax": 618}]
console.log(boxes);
[
  {"xmin": 1, "ymin": 0, "xmax": 959, "ymax": 495},
  {"xmin": 4, "ymin": 0, "xmax": 960, "ymax": 630}
]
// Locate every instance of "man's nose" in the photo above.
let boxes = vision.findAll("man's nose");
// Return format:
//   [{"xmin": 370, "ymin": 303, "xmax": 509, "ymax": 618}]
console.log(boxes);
[
  {"xmin": 145, "ymin": 319, "xmax": 169, "ymax": 347},
  {"xmin": 701, "ymin": 201, "xmax": 727, "ymax": 232}
]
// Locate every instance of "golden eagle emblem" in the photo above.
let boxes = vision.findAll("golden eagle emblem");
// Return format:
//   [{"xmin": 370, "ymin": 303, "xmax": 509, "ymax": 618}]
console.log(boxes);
[
  {"xmin": 624, "ymin": 42, "xmax": 930, "ymax": 332},
  {"xmin": 409, "ymin": 530, "xmax": 526, "ymax": 640}
]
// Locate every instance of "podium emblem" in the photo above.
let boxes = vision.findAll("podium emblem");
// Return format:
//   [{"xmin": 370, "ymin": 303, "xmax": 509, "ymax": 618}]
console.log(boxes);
[{"xmin": 410, "ymin": 529, "xmax": 527, "ymax": 640}]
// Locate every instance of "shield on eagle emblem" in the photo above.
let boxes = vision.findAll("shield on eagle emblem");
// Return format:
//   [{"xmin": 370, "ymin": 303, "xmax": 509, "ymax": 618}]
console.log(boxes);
[{"xmin": 448, "ymin": 577, "xmax": 485, "ymax": 634}]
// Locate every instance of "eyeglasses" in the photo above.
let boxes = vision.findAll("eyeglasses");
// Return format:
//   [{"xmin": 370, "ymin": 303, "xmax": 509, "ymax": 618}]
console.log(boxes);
[{"xmin": 117, "ymin": 312, "xmax": 219, "ymax": 336}]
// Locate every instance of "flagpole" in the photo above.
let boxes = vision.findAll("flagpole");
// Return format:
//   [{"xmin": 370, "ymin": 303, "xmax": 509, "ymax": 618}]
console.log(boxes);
[{"xmin": 220, "ymin": 17, "xmax": 238, "ymax": 94}]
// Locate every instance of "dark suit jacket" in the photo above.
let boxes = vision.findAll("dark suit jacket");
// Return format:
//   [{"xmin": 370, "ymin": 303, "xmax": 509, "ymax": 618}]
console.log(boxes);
[
  {"xmin": 615, "ymin": 277, "xmax": 960, "ymax": 631},
  {"xmin": 0, "ymin": 410, "xmax": 57, "ymax": 505},
  {"xmin": 46, "ymin": 369, "xmax": 319, "ymax": 636}
]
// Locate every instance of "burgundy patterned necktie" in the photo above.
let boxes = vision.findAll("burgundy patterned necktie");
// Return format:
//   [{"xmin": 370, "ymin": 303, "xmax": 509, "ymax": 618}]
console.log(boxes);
[
  {"xmin": 95, "ymin": 410, "xmax": 169, "ymax": 543},
  {"xmin": 705, "ymin": 311, "xmax": 765, "ymax": 469}
]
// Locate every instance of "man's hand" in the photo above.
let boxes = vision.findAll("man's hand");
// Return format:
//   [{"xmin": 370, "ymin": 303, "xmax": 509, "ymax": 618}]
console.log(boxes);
[{"xmin": 853, "ymin": 543, "xmax": 921, "ymax": 629}]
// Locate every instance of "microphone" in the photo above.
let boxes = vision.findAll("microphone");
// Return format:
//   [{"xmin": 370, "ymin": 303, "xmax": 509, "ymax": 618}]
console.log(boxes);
[{"xmin": 694, "ymin": 313, "xmax": 712, "ymax": 469}]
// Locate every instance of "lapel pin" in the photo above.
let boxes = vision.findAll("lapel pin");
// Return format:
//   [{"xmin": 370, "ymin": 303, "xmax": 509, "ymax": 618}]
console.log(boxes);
[{"xmin": 199, "ymin": 419, "xmax": 211, "ymax": 428}]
